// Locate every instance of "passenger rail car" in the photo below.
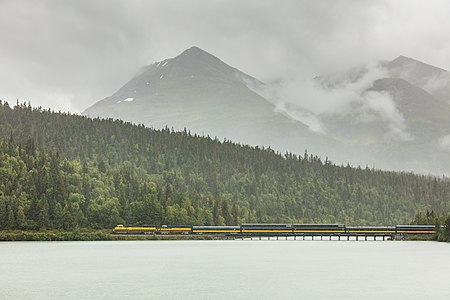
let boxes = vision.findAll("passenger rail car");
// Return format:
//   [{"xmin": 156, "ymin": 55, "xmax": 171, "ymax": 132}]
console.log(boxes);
[
  {"xmin": 346, "ymin": 226, "xmax": 396, "ymax": 234},
  {"xmin": 293, "ymin": 224, "xmax": 345, "ymax": 234},
  {"xmin": 241, "ymin": 224, "xmax": 293, "ymax": 235},
  {"xmin": 192, "ymin": 226, "xmax": 240, "ymax": 235},
  {"xmin": 395, "ymin": 225, "xmax": 436, "ymax": 234}
]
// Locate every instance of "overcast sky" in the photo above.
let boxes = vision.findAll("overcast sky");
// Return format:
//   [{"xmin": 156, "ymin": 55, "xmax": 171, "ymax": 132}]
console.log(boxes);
[{"xmin": 1, "ymin": 0, "xmax": 450, "ymax": 113}]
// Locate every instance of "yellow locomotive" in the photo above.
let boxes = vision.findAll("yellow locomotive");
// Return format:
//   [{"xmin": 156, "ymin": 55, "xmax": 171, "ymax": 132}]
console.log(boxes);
[{"xmin": 113, "ymin": 224, "xmax": 156, "ymax": 234}]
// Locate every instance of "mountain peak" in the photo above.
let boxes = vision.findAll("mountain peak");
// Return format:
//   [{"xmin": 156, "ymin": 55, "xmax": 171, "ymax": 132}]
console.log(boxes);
[
  {"xmin": 385, "ymin": 55, "xmax": 448, "ymax": 91},
  {"xmin": 182, "ymin": 46, "xmax": 206, "ymax": 54},
  {"xmin": 388, "ymin": 55, "xmax": 447, "ymax": 73},
  {"xmin": 159, "ymin": 46, "xmax": 258, "ymax": 84},
  {"xmin": 391, "ymin": 55, "xmax": 414, "ymax": 63},
  {"xmin": 388, "ymin": 56, "xmax": 426, "ymax": 69},
  {"xmin": 178, "ymin": 46, "xmax": 218, "ymax": 61},
  {"xmin": 84, "ymin": 45, "xmax": 265, "ymax": 116}
]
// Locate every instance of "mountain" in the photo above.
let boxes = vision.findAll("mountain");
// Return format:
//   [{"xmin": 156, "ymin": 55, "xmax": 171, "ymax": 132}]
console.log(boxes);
[
  {"xmin": 385, "ymin": 56, "xmax": 447, "ymax": 83},
  {"xmin": 384, "ymin": 55, "xmax": 450, "ymax": 103},
  {"xmin": 317, "ymin": 56, "xmax": 450, "ymax": 174},
  {"xmin": 370, "ymin": 77, "xmax": 450, "ymax": 140},
  {"xmin": 84, "ymin": 48, "xmax": 450, "ymax": 174},
  {"xmin": 83, "ymin": 46, "xmax": 353, "ymax": 164}
]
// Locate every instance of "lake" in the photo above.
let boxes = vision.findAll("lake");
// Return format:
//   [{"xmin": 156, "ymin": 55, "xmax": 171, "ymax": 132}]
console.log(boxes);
[{"xmin": 1, "ymin": 240, "xmax": 449, "ymax": 299}]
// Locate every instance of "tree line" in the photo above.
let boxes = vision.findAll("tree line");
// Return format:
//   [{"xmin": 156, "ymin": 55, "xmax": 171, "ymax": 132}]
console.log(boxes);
[
  {"xmin": 0, "ymin": 101, "xmax": 450, "ymax": 231},
  {"xmin": 412, "ymin": 210, "xmax": 450, "ymax": 241}
]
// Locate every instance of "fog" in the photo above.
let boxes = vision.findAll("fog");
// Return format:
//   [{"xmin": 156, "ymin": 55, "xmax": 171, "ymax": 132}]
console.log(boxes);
[
  {"xmin": 1, "ymin": 0, "xmax": 450, "ymax": 113},
  {"xmin": 257, "ymin": 62, "xmax": 413, "ymax": 141}
]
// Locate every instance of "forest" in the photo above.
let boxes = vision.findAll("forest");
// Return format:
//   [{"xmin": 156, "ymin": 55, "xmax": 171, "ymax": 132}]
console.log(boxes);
[{"xmin": 1, "ymin": 101, "xmax": 450, "ymax": 235}]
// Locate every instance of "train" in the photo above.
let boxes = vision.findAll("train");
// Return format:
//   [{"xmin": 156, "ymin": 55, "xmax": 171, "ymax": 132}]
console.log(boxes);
[{"xmin": 113, "ymin": 223, "xmax": 436, "ymax": 235}]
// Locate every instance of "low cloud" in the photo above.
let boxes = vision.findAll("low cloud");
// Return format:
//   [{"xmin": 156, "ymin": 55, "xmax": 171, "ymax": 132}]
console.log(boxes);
[
  {"xmin": 424, "ymin": 72, "xmax": 450, "ymax": 91},
  {"xmin": 423, "ymin": 72, "xmax": 450, "ymax": 102},
  {"xmin": 438, "ymin": 135, "xmax": 450, "ymax": 151},
  {"xmin": 0, "ymin": 76, "xmax": 78, "ymax": 113},
  {"xmin": 358, "ymin": 91, "xmax": 413, "ymax": 141},
  {"xmin": 256, "ymin": 62, "xmax": 413, "ymax": 141},
  {"xmin": 274, "ymin": 102, "xmax": 326, "ymax": 134}
]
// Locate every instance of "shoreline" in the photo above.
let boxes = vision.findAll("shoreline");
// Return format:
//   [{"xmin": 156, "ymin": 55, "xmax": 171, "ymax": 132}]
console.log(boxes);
[
  {"xmin": 0, "ymin": 230, "xmax": 438, "ymax": 242},
  {"xmin": 0, "ymin": 230, "xmax": 230, "ymax": 241}
]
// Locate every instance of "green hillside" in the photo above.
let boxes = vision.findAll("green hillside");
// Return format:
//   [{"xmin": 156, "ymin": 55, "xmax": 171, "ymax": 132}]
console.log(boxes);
[{"xmin": 0, "ymin": 101, "xmax": 449, "ymax": 230}]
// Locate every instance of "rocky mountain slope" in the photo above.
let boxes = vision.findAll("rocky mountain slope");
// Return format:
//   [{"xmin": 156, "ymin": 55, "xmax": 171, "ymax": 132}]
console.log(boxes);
[
  {"xmin": 384, "ymin": 55, "xmax": 450, "ymax": 103},
  {"xmin": 83, "ymin": 46, "xmax": 354, "ymax": 164}
]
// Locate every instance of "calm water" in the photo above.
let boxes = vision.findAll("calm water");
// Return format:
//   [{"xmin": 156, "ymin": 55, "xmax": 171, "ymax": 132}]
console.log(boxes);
[{"xmin": 1, "ymin": 240, "xmax": 449, "ymax": 299}]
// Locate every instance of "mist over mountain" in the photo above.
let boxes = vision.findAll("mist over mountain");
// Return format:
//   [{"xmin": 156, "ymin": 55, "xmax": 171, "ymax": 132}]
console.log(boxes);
[
  {"xmin": 384, "ymin": 55, "xmax": 450, "ymax": 104},
  {"xmin": 309, "ymin": 56, "xmax": 450, "ymax": 174},
  {"xmin": 83, "ymin": 46, "xmax": 355, "ymax": 165},
  {"xmin": 84, "ymin": 47, "xmax": 450, "ymax": 175}
]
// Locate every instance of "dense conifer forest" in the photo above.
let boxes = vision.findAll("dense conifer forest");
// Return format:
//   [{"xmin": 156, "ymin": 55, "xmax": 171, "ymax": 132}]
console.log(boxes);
[{"xmin": 1, "ymin": 101, "xmax": 450, "ymax": 231}]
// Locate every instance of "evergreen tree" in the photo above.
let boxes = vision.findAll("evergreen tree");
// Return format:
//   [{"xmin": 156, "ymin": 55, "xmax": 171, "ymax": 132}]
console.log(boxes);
[{"xmin": 0, "ymin": 101, "xmax": 449, "ymax": 230}]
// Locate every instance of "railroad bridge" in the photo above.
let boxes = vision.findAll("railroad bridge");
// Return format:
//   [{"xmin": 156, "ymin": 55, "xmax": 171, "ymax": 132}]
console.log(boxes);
[{"xmin": 235, "ymin": 233, "xmax": 397, "ymax": 241}]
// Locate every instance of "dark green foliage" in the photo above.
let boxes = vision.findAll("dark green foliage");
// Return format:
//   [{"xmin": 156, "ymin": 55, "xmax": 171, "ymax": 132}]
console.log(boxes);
[
  {"xmin": 411, "ymin": 210, "xmax": 445, "ymax": 225},
  {"xmin": 0, "ymin": 230, "xmax": 112, "ymax": 241},
  {"xmin": 412, "ymin": 210, "xmax": 450, "ymax": 241},
  {"xmin": 1, "ymin": 101, "xmax": 450, "ymax": 230},
  {"xmin": 444, "ymin": 215, "xmax": 450, "ymax": 241}
]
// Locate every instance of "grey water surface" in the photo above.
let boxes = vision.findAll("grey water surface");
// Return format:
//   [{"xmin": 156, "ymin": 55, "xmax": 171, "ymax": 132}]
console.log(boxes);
[{"xmin": 1, "ymin": 240, "xmax": 449, "ymax": 299}]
